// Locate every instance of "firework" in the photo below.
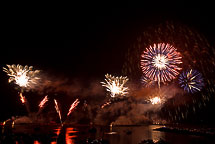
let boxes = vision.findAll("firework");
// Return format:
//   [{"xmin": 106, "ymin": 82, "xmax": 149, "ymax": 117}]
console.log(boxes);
[
  {"xmin": 101, "ymin": 101, "xmax": 112, "ymax": 109},
  {"xmin": 179, "ymin": 69, "xmax": 204, "ymax": 93},
  {"xmin": 67, "ymin": 99, "xmax": 80, "ymax": 116},
  {"xmin": 141, "ymin": 43, "xmax": 182, "ymax": 86},
  {"xmin": 19, "ymin": 92, "xmax": 26, "ymax": 104},
  {"xmin": 149, "ymin": 97, "xmax": 162, "ymax": 105},
  {"xmin": 54, "ymin": 99, "xmax": 62, "ymax": 124},
  {"xmin": 39, "ymin": 95, "xmax": 48, "ymax": 108},
  {"xmin": 101, "ymin": 74, "xmax": 129, "ymax": 98},
  {"xmin": 2, "ymin": 64, "xmax": 38, "ymax": 115},
  {"xmin": 3, "ymin": 64, "xmax": 40, "ymax": 88},
  {"xmin": 141, "ymin": 75, "xmax": 155, "ymax": 88},
  {"xmin": 123, "ymin": 21, "xmax": 215, "ymax": 123},
  {"xmin": 19, "ymin": 92, "xmax": 30, "ymax": 113},
  {"xmin": 37, "ymin": 95, "xmax": 49, "ymax": 115}
]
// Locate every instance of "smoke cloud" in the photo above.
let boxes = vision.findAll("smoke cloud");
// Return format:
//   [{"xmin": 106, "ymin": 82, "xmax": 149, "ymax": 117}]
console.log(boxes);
[{"xmin": 15, "ymin": 72, "xmax": 185, "ymax": 125}]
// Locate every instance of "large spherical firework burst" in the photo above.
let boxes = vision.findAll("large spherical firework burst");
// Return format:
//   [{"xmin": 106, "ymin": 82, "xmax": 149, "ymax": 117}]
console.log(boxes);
[
  {"xmin": 3, "ymin": 64, "xmax": 40, "ymax": 89},
  {"xmin": 179, "ymin": 69, "xmax": 204, "ymax": 93},
  {"xmin": 101, "ymin": 74, "xmax": 129, "ymax": 98},
  {"xmin": 141, "ymin": 43, "xmax": 182, "ymax": 84}
]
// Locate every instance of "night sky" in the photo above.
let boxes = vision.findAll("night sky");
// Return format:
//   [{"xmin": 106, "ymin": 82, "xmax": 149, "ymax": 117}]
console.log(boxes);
[{"xmin": 1, "ymin": 2, "xmax": 215, "ymax": 121}]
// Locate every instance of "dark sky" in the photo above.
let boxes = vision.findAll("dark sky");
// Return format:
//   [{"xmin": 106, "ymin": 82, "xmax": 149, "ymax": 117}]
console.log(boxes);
[
  {"xmin": 1, "ymin": 2, "xmax": 215, "ymax": 120},
  {"xmin": 2, "ymin": 2, "xmax": 215, "ymax": 76}
]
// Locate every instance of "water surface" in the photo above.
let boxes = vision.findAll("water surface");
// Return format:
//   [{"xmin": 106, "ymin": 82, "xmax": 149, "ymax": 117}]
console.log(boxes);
[{"xmin": 1, "ymin": 124, "xmax": 215, "ymax": 144}]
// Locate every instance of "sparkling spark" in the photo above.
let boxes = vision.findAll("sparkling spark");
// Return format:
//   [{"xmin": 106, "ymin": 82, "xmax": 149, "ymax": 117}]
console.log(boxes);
[
  {"xmin": 67, "ymin": 99, "xmax": 80, "ymax": 116},
  {"xmin": 101, "ymin": 74, "xmax": 129, "ymax": 98},
  {"xmin": 19, "ymin": 92, "xmax": 26, "ymax": 104},
  {"xmin": 101, "ymin": 101, "xmax": 112, "ymax": 109},
  {"xmin": 54, "ymin": 99, "xmax": 62, "ymax": 124},
  {"xmin": 39, "ymin": 95, "xmax": 48, "ymax": 108}
]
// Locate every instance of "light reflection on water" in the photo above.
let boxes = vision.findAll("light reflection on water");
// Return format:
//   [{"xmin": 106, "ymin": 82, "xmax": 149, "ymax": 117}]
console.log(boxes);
[
  {"xmin": 65, "ymin": 128, "xmax": 78, "ymax": 144},
  {"xmin": 1, "ymin": 124, "xmax": 215, "ymax": 144},
  {"xmin": 103, "ymin": 125, "xmax": 165, "ymax": 144},
  {"xmin": 50, "ymin": 127, "xmax": 61, "ymax": 144}
]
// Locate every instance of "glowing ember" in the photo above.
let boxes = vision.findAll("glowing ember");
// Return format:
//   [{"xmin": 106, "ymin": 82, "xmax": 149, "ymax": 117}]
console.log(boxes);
[
  {"xmin": 19, "ymin": 92, "xmax": 26, "ymax": 104},
  {"xmin": 39, "ymin": 95, "xmax": 48, "ymax": 108},
  {"xmin": 141, "ymin": 43, "xmax": 182, "ymax": 84},
  {"xmin": 54, "ymin": 99, "xmax": 62, "ymax": 124},
  {"xmin": 101, "ymin": 101, "xmax": 112, "ymax": 109},
  {"xmin": 149, "ymin": 97, "xmax": 162, "ymax": 105},
  {"xmin": 101, "ymin": 74, "xmax": 129, "ymax": 98},
  {"xmin": 67, "ymin": 99, "xmax": 80, "ymax": 116},
  {"xmin": 3, "ymin": 64, "xmax": 40, "ymax": 88}
]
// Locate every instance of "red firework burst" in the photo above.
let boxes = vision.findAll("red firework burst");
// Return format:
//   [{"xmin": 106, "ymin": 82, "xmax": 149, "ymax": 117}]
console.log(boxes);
[{"xmin": 141, "ymin": 43, "xmax": 182, "ymax": 83}]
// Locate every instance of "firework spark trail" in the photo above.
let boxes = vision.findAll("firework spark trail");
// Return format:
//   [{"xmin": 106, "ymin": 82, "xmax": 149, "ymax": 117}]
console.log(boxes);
[
  {"xmin": 54, "ymin": 99, "xmax": 62, "ymax": 125},
  {"xmin": 67, "ymin": 99, "xmax": 80, "ymax": 116},
  {"xmin": 101, "ymin": 74, "xmax": 129, "ymax": 98},
  {"xmin": 39, "ymin": 95, "xmax": 48, "ymax": 108},
  {"xmin": 179, "ymin": 69, "xmax": 204, "ymax": 93},
  {"xmin": 101, "ymin": 101, "xmax": 112, "ymax": 109},
  {"xmin": 141, "ymin": 43, "xmax": 182, "ymax": 87},
  {"xmin": 37, "ymin": 95, "xmax": 49, "ymax": 115},
  {"xmin": 19, "ymin": 92, "xmax": 26, "ymax": 104},
  {"xmin": 3, "ymin": 64, "xmax": 40, "ymax": 88},
  {"xmin": 19, "ymin": 92, "xmax": 31, "ymax": 114}
]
